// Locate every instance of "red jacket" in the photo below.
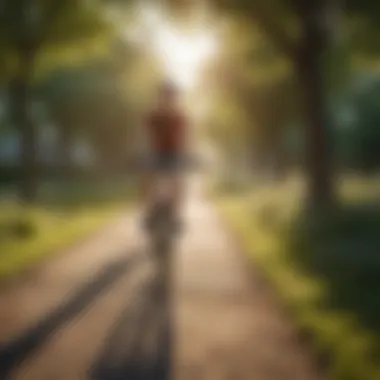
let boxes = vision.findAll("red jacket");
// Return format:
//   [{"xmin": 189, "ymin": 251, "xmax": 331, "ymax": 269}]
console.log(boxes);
[{"xmin": 147, "ymin": 107, "xmax": 186, "ymax": 154}]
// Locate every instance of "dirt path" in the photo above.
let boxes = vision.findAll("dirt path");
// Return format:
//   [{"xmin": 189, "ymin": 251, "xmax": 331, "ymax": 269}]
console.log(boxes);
[
  {"xmin": 175, "ymin": 181, "xmax": 321, "ymax": 380},
  {"xmin": 0, "ymin": 178, "xmax": 321, "ymax": 380}
]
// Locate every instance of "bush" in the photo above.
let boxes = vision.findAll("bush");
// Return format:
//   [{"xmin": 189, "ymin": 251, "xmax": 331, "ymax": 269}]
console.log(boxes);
[
  {"xmin": 0, "ymin": 218, "xmax": 37, "ymax": 241},
  {"xmin": 284, "ymin": 203, "xmax": 380, "ymax": 342},
  {"xmin": 334, "ymin": 76, "xmax": 380, "ymax": 173},
  {"xmin": 218, "ymin": 182, "xmax": 380, "ymax": 379},
  {"xmin": 0, "ymin": 165, "xmax": 95, "ymax": 186}
]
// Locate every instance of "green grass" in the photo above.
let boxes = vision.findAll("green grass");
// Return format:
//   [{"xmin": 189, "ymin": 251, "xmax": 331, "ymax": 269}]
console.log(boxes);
[
  {"xmin": 216, "ymin": 176, "xmax": 380, "ymax": 380},
  {"xmin": 0, "ymin": 178, "xmax": 137, "ymax": 281}
]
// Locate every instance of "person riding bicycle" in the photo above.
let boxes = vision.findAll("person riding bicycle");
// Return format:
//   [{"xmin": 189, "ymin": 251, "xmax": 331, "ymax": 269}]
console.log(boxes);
[{"xmin": 141, "ymin": 80, "xmax": 188, "ymax": 230}]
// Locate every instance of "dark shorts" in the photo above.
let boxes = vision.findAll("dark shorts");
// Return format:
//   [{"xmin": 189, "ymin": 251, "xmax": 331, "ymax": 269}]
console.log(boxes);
[{"xmin": 146, "ymin": 152, "xmax": 185, "ymax": 173}]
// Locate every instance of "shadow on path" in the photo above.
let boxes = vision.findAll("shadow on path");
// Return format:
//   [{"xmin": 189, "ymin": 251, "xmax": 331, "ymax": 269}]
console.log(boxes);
[
  {"xmin": 91, "ymin": 258, "xmax": 173, "ymax": 380},
  {"xmin": 0, "ymin": 255, "xmax": 141, "ymax": 379}
]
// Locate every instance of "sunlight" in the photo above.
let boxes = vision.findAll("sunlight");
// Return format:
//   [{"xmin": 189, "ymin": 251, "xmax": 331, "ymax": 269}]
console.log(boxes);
[
  {"xmin": 155, "ymin": 28, "xmax": 218, "ymax": 89},
  {"xmin": 129, "ymin": 3, "xmax": 219, "ymax": 90}
]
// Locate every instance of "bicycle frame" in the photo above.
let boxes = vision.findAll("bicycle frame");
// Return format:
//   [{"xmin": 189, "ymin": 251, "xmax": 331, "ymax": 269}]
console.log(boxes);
[{"xmin": 148, "ymin": 175, "xmax": 179, "ymax": 259}]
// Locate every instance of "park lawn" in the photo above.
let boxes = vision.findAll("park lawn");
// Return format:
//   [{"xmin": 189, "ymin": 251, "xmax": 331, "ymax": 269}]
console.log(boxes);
[
  {"xmin": 217, "ymin": 176, "xmax": 380, "ymax": 380},
  {"xmin": 0, "ymin": 179, "xmax": 137, "ymax": 281}
]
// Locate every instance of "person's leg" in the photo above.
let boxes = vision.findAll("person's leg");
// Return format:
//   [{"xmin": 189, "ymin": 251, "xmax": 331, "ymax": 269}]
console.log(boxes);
[
  {"xmin": 168, "ymin": 172, "xmax": 184, "ymax": 233},
  {"xmin": 141, "ymin": 171, "xmax": 158, "ymax": 230},
  {"xmin": 140, "ymin": 153, "xmax": 159, "ymax": 219},
  {"xmin": 141, "ymin": 172, "xmax": 154, "ymax": 209},
  {"xmin": 171, "ymin": 173, "xmax": 183, "ymax": 212}
]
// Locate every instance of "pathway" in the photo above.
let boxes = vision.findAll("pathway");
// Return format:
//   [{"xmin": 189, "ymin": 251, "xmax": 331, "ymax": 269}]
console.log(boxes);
[{"xmin": 0, "ymin": 178, "xmax": 321, "ymax": 380}]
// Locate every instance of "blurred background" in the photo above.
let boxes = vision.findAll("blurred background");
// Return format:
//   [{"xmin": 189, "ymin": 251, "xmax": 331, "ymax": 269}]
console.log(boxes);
[{"xmin": 1, "ymin": 0, "xmax": 380, "ymax": 379}]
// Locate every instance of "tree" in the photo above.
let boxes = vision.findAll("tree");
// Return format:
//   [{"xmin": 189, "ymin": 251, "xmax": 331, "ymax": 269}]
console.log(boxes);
[
  {"xmin": 39, "ymin": 62, "xmax": 129, "ymax": 172},
  {"xmin": 346, "ymin": 0, "xmax": 380, "ymax": 56},
  {"xmin": 38, "ymin": 66, "xmax": 91, "ymax": 168},
  {"xmin": 37, "ymin": 30, "xmax": 159, "ymax": 174},
  {"xmin": 0, "ymin": 0, "xmax": 112, "ymax": 202},
  {"xmin": 211, "ymin": 0, "xmax": 346, "ymax": 207},
  {"xmin": 201, "ymin": 15, "xmax": 295, "ymax": 183},
  {"xmin": 334, "ymin": 76, "xmax": 380, "ymax": 173}
]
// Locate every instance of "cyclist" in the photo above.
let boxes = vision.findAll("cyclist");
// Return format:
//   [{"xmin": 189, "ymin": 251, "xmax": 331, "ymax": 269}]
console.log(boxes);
[{"xmin": 141, "ymin": 80, "xmax": 188, "ymax": 230}]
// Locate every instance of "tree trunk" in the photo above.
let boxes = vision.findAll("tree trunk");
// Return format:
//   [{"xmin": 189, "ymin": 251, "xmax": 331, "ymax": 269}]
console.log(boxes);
[
  {"xmin": 9, "ymin": 49, "xmax": 38, "ymax": 204},
  {"xmin": 296, "ymin": 1, "xmax": 335, "ymax": 208}
]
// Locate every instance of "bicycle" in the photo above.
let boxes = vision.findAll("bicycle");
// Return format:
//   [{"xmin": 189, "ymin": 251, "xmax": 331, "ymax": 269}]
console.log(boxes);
[
  {"xmin": 143, "ymin": 153, "xmax": 201, "ymax": 261},
  {"xmin": 145, "ymin": 175, "xmax": 181, "ymax": 262}
]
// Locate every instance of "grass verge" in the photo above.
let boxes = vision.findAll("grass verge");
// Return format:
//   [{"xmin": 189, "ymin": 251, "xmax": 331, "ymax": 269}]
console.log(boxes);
[
  {"xmin": 0, "ymin": 179, "xmax": 136, "ymax": 282},
  {"xmin": 216, "ymin": 177, "xmax": 380, "ymax": 380}
]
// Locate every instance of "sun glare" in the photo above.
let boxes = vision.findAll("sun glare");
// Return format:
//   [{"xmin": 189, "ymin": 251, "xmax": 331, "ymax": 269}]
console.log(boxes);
[
  {"xmin": 155, "ymin": 28, "xmax": 218, "ymax": 89},
  {"xmin": 130, "ymin": 4, "xmax": 219, "ymax": 90}
]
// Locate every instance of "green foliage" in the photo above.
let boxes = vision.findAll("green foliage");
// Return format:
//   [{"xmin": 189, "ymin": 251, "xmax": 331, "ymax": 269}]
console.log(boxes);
[
  {"xmin": 214, "ymin": 0, "xmax": 298, "ymax": 57},
  {"xmin": 0, "ymin": 165, "xmax": 95, "ymax": 185},
  {"xmin": 0, "ymin": 215, "xmax": 37, "ymax": 241},
  {"xmin": 348, "ymin": 18, "xmax": 380, "ymax": 56},
  {"xmin": 334, "ymin": 75, "xmax": 380, "ymax": 172},
  {"xmin": 204, "ymin": 14, "xmax": 295, "ymax": 180},
  {"xmin": 219, "ymin": 177, "xmax": 380, "ymax": 380},
  {"xmin": 0, "ymin": 178, "xmax": 136, "ymax": 280},
  {"xmin": 284, "ymin": 202, "xmax": 380, "ymax": 365},
  {"xmin": 0, "ymin": 0, "xmax": 111, "ymax": 48},
  {"xmin": 284, "ymin": 72, "xmax": 380, "ymax": 173},
  {"xmin": 347, "ymin": 0, "xmax": 380, "ymax": 25},
  {"xmin": 46, "ymin": 1, "xmax": 111, "ymax": 48},
  {"xmin": 0, "ymin": 0, "xmax": 114, "ymax": 81},
  {"xmin": 34, "ymin": 37, "xmax": 154, "ymax": 169}
]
